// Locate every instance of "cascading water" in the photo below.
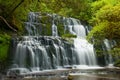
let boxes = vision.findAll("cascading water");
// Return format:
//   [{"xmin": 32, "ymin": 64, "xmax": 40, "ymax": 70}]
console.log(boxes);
[
  {"xmin": 103, "ymin": 39, "xmax": 116, "ymax": 66},
  {"xmin": 52, "ymin": 14, "xmax": 58, "ymax": 37},
  {"xmin": 52, "ymin": 21, "xmax": 58, "ymax": 37},
  {"xmin": 64, "ymin": 18, "xmax": 97, "ymax": 67},
  {"xmin": 11, "ymin": 12, "xmax": 97, "ymax": 71}
]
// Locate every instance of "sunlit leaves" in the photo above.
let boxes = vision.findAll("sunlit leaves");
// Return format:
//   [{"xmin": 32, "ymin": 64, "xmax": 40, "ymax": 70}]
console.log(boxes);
[{"xmin": 88, "ymin": 0, "xmax": 120, "ymax": 41}]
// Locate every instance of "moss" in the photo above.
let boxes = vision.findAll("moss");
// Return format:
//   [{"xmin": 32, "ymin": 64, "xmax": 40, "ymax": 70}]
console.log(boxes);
[
  {"xmin": 41, "ymin": 16, "xmax": 52, "ymax": 36},
  {"xmin": 57, "ymin": 24, "xmax": 64, "ymax": 36},
  {"xmin": 95, "ymin": 50, "xmax": 104, "ymax": 57},
  {"xmin": 61, "ymin": 34, "xmax": 76, "ymax": 44},
  {"xmin": 46, "ymin": 24, "xmax": 52, "ymax": 36},
  {"xmin": 114, "ymin": 59, "xmax": 120, "ymax": 67},
  {"xmin": 111, "ymin": 48, "xmax": 120, "ymax": 57},
  {"xmin": 0, "ymin": 34, "xmax": 11, "ymax": 71},
  {"xmin": 0, "ymin": 43, "xmax": 9, "ymax": 61},
  {"xmin": 62, "ymin": 33, "xmax": 76, "ymax": 38},
  {"xmin": 0, "ymin": 34, "xmax": 11, "ymax": 61}
]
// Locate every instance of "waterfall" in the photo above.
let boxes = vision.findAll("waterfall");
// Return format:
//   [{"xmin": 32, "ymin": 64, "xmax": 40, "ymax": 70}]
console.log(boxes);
[
  {"xmin": 74, "ymin": 38, "xmax": 96, "ymax": 65},
  {"xmin": 52, "ymin": 21, "xmax": 58, "ymax": 37},
  {"xmin": 65, "ymin": 18, "xmax": 97, "ymax": 66},
  {"xmin": 103, "ymin": 39, "xmax": 116, "ymax": 66},
  {"xmin": 11, "ymin": 12, "xmax": 98, "ymax": 71}
]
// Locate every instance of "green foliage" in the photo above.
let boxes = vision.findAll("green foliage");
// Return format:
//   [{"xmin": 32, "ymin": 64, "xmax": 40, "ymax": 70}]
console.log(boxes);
[
  {"xmin": 39, "ymin": 0, "xmax": 92, "ymax": 21},
  {"xmin": 114, "ymin": 59, "xmax": 120, "ymax": 67},
  {"xmin": 87, "ymin": 21, "xmax": 107, "ymax": 43},
  {"xmin": 12, "ymin": 0, "xmax": 40, "ymax": 31},
  {"xmin": 0, "ymin": 0, "xmax": 93, "ymax": 35},
  {"xmin": 0, "ymin": 0, "xmax": 41, "ymax": 31},
  {"xmin": 87, "ymin": 0, "xmax": 120, "ymax": 62},
  {"xmin": 111, "ymin": 48, "xmax": 120, "ymax": 57},
  {"xmin": 0, "ymin": 34, "xmax": 11, "ymax": 61},
  {"xmin": 0, "ymin": 44, "xmax": 9, "ymax": 61},
  {"xmin": 58, "ymin": 8, "xmax": 72, "ymax": 17},
  {"xmin": 62, "ymin": 34, "xmax": 76, "ymax": 38},
  {"xmin": 88, "ymin": 0, "xmax": 120, "ymax": 42},
  {"xmin": 95, "ymin": 50, "xmax": 104, "ymax": 56},
  {"xmin": 0, "ymin": 34, "xmax": 11, "ymax": 43}
]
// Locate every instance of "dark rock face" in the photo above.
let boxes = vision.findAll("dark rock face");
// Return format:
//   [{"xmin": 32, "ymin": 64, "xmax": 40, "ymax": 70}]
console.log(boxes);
[{"xmin": 10, "ymin": 36, "xmax": 74, "ymax": 70}]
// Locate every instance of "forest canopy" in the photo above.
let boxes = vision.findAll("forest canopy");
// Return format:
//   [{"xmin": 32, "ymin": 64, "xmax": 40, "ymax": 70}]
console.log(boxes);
[
  {"xmin": 88, "ymin": 0, "xmax": 120, "ymax": 40},
  {"xmin": 0, "ymin": 0, "xmax": 92, "ymax": 32}
]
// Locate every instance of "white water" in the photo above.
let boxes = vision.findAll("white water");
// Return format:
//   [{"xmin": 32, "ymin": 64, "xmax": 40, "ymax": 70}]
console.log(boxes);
[
  {"xmin": 103, "ymin": 39, "xmax": 116, "ymax": 66},
  {"xmin": 74, "ymin": 38, "xmax": 97, "ymax": 65},
  {"xmin": 65, "ymin": 18, "xmax": 97, "ymax": 67},
  {"xmin": 52, "ymin": 24, "xmax": 58, "ymax": 37}
]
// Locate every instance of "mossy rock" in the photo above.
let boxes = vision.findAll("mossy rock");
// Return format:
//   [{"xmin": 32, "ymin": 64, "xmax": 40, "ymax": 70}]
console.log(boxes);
[
  {"xmin": 114, "ymin": 59, "xmax": 120, "ymax": 67},
  {"xmin": 62, "ymin": 34, "xmax": 76, "ymax": 38}
]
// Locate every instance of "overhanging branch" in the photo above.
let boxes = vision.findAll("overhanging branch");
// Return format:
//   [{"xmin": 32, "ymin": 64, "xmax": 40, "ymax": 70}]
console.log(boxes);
[
  {"xmin": 0, "ymin": 16, "xmax": 17, "ymax": 32},
  {"xmin": 7, "ymin": 0, "xmax": 24, "ymax": 18}
]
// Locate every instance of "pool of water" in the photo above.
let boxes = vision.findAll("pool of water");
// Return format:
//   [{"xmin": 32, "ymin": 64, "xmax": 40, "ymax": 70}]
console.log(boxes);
[
  {"xmin": 68, "ymin": 72, "xmax": 120, "ymax": 80},
  {"xmin": 4, "ymin": 67, "xmax": 120, "ymax": 80}
]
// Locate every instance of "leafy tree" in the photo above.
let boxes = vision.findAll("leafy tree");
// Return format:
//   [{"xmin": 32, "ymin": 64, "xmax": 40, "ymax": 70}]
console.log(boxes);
[
  {"xmin": 88, "ymin": 0, "xmax": 120, "ymax": 41},
  {"xmin": 87, "ymin": 0, "xmax": 120, "ymax": 66}
]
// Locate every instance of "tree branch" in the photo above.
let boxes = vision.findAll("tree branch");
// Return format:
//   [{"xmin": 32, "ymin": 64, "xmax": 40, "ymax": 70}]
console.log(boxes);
[
  {"xmin": 0, "ymin": 16, "xmax": 17, "ymax": 32},
  {"xmin": 8, "ymin": 0, "xmax": 24, "ymax": 17}
]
